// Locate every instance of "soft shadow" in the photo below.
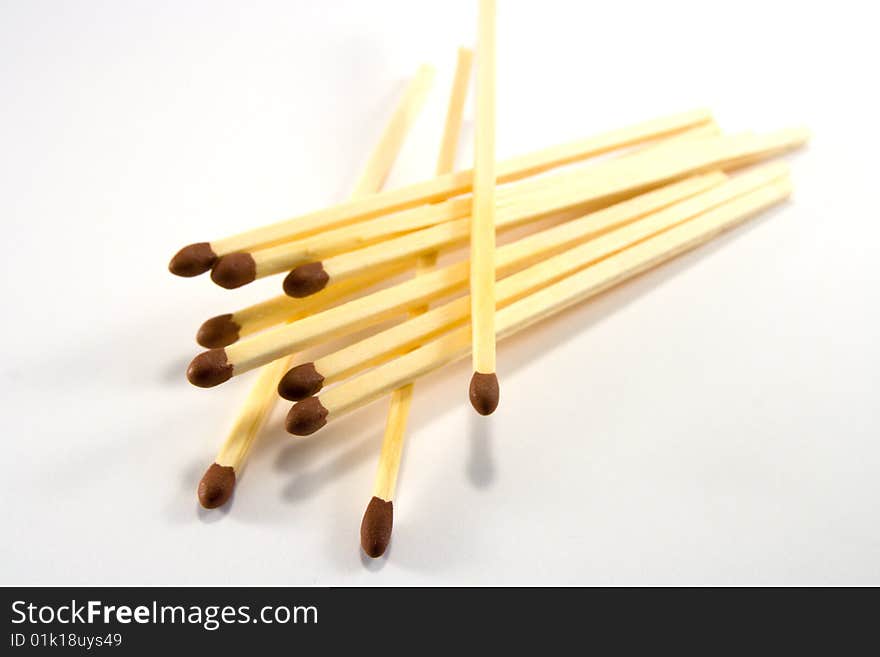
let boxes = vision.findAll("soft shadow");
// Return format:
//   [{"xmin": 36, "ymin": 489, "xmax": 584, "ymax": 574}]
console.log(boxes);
[
  {"xmin": 161, "ymin": 354, "xmax": 193, "ymax": 385},
  {"xmin": 467, "ymin": 413, "xmax": 495, "ymax": 488},
  {"xmin": 273, "ymin": 403, "xmax": 386, "ymax": 503},
  {"xmin": 160, "ymin": 456, "xmax": 207, "ymax": 525},
  {"xmin": 279, "ymin": 438, "xmax": 379, "ymax": 502},
  {"xmin": 360, "ymin": 545, "xmax": 390, "ymax": 572},
  {"xmin": 495, "ymin": 204, "xmax": 789, "ymax": 382},
  {"xmin": 197, "ymin": 499, "xmax": 232, "ymax": 523}
]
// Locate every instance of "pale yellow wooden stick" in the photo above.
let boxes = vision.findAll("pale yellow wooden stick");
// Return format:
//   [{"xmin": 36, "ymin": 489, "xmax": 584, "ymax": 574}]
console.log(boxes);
[
  {"xmin": 435, "ymin": 48, "xmax": 474, "ymax": 176},
  {"xmin": 212, "ymin": 356, "xmax": 293, "ymax": 472},
  {"xmin": 169, "ymin": 109, "xmax": 712, "ymax": 276},
  {"xmin": 284, "ymin": 177, "xmax": 794, "ymax": 434},
  {"xmin": 353, "ymin": 64, "xmax": 435, "ymax": 195},
  {"xmin": 197, "ymin": 65, "xmax": 433, "ymax": 509},
  {"xmin": 469, "ymin": 0, "xmax": 499, "ymax": 414},
  {"xmin": 363, "ymin": 47, "xmax": 474, "ymax": 558}
]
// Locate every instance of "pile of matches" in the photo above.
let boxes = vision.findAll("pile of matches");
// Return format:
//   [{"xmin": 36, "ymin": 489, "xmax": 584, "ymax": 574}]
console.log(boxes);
[{"xmin": 169, "ymin": 1, "xmax": 808, "ymax": 558}]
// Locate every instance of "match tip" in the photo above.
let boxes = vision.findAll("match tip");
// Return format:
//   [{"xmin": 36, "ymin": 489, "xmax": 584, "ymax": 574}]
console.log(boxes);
[
  {"xmin": 469, "ymin": 371, "xmax": 500, "ymax": 415},
  {"xmin": 283, "ymin": 262, "xmax": 329, "ymax": 297},
  {"xmin": 169, "ymin": 242, "xmax": 216, "ymax": 277},
  {"xmin": 277, "ymin": 362, "xmax": 325, "ymax": 401},
  {"xmin": 360, "ymin": 496, "xmax": 393, "ymax": 558},
  {"xmin": 285, "ymin": 397, "xmax": 328, "ymax": 436},
  {"xmin": 198, "ymin": 463, "xmax": 236, "ymax": 509},
  {"xmin": 196, "ymin": 313, "xmax": 241, "ymax": 348},
  {"xmin": 210, "ymin": 252, "xmax": 256, "ymax": 289},
  {"xmin": 186, "ymin": 348, "xmax": 233, "ymax": 388}
]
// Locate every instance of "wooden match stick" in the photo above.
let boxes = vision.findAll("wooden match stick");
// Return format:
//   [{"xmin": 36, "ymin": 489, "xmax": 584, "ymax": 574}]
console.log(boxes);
[
  {"xmin": 469, "ymin": 0, "xmax": 499, "ymax": 414},
  {"xmin": 434, "ymin": 48, "xmax": 474, "ymax": 175},
  {"xmin": 281, "ymin": 127, "xmax": 808, "ymax": 297},
  {"xmin": 363, "ymin": 47, "xmax": 473, "ymax": 558},
  {"xmin": 278, "ymin": 164, "xmax": 787, "ymax": 401},
  {"xmin": 197, "ymin": 259, "xmax": 413, "ymax": 348},
  {"xmin": 188, "ymin": 170, "xmax": 728, "ymax": 388},
  {"xmin": 198, "ymin": 356, "xmax": 292, "ymax": 508},
  {"xmin": 209, "ymin": 121, "xmax": 719, "ymax": 289},
  {"xmin": 352, "ymin": 64, "xmax": 435, "ymax": 197},
  {"xmin": 284, "ymin": 176, "xmax": 794, "ymax": 435},
  {"xmin": 168, "ymin": 109, "xmax": 712, "ymax": 276},
  {"xmin": 197, "ymin": 64, "xmax": 431, "ymax": 508}
]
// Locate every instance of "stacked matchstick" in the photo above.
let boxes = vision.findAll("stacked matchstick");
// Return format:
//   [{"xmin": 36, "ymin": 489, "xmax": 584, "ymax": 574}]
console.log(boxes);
[{"xmin": 170, "ymin": 2, "xmax": 807, "ymax": 558}]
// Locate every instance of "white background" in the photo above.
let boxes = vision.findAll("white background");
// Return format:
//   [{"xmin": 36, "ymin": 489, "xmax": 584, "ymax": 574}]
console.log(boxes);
[{"xmin": 1, "ymin": 0, "xmax": 878, "ymax": 585}]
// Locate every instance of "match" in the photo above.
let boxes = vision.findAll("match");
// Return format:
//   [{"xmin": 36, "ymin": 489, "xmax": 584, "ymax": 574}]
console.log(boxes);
[
  {"xmin": 198, "ymin": 356, "xmax": 294, "ymax": 508},
  {"xmin": 168, "ymin": 109, "xmax": 713, "ymax": 277},
  {"xmin": 284, "ymin": 176, "xmax": 794, "ymax": 435},
  {"xmin": 469, "ymin": 0, "xmax": 499, "ymax": 415},
  {"xmin": 362, "ymin": 46, "xmax": 473, "ymax": 558}
]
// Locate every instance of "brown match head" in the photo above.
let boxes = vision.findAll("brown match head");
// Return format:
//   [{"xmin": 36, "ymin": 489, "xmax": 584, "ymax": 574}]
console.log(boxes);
[
  {"xmin": 198, "ymin": 463, "xmax": 236, "ymax": 509},
  {"xmin": 360, "ymin": 496, "xmax": 393, "ymax": 558},
  {"xmin": 196, "ymin": 313, "xmax": 241, "ymax": 348},
  {"xmin": 277, "ymin": 362, "xmax": 325, "ymax": 401},
  {"xmin": 169, "ymin": 242, "xmax": 217, "ymax": 277},
  {"xmin": 210, "ymin": 252, "xmax": 256, "ymax": 289},
  {"xmin": 469, "ymin": 371, "xmax": 500, "ymax": 415},
  {"xmin": 186, "ymin": 348, "xmax": 233, "ymax": 388},
  {"xmin": 285, "ymin": 397, "xmax": 328, "ymax": 435},
  {"xmin": 283, "ymin": 262, "xmax": 329, "ymax": 297}
]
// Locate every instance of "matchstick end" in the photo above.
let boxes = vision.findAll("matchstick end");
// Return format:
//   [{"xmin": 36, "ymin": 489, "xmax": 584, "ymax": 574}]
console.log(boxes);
[
  {"xmin": 210, "ymin": 253, "xmax": 257, "ymax": 289},
  {"xmin": 360, "ymin": 496, "xmax": 393, "ymax": 558},
  {"xmin": 198, "ymin": 463, "xmax": 236, "ymax": 509},
  {"xmin": 469, "ymin": 371, "xmax": 500, "ymax": 415},
  {"xmin": 283, "ymin": 262, "xmax": 330, "ymax": 297},
  {"xmin": 169, "ymin": 242, "xmax": 216, "ymax": 277},
  {"xmin": 187, "ymin": 348, "xmax": 233, "ymax": 388},
  {"xmin": 196, "ymin": 313, "xmax": 241, "ymax": 348},
  {"xmin": 285, "ymin": 397, "xmax": 328, "ymax": 435},
  {"xmin": 277, "ymin": 362, "xmax": 325, "ymax": 401}
]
